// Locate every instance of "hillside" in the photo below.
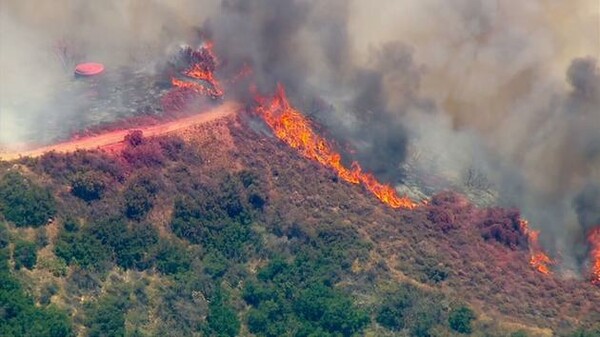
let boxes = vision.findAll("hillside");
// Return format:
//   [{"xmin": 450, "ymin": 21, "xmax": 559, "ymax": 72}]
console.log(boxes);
[{"xmin": 0, "ymin": 112, "xmax": 598, "ymax": 337}]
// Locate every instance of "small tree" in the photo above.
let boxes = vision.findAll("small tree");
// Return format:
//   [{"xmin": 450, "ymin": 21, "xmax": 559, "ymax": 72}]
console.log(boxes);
[
  {"xmin": 14, "ymin": 240, "xmax": 38, "ymax": 270},
  {"xmin": 376, "ymin": 286, "xmax": 414, "ymax": 331},
  {"xmin": 125, "ymin": 130, "xmax": 144, "ymax": 147},
  {"xmin": 448, "ymin": 305, "xmax": 476, "ymax": 334},
  {"xmin": 207, "ymin": 292, "xmax": 240, "ymax": 337},
  {"xmin": 70, "ymin": 171, "xmax": 106, "ymax": 202},
  {"xmin": 0, "ymin": 222, "xmax": 9, "ymax": 249},
  {"xmin": 123, "ymin": 185, "xmax": 153, "ymax": 220},
  {"xmin": 0, "ymin": 172, "xmax": 56, "ymax": 227}
]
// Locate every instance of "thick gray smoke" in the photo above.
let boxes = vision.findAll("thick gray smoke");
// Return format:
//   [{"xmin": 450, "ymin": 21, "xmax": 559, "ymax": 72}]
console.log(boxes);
[
  {"xmin": 1, "ymin": 0, "xmax": 599, "ymax": 275},
  {"xmin": 0, "ymin": 0, "xmax": 219, "ymax": 147},
  {"xmin": 208, "ymin": 0, "xmax": 600, "ymax": 274}
]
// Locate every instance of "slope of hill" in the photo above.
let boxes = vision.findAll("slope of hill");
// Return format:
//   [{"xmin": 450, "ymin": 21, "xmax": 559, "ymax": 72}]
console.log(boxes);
[{"xmin": 0, "ymin": 113, "xmax": 598, "ymax": 337}]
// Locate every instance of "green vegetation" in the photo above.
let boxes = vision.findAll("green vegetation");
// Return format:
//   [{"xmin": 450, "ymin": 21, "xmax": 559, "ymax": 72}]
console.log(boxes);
[
  {"xmin": 0, "ymin": 247, "xmax": 72, "ymax": 336},
  {"xmin": 375, "ymin": 283, "xmax": 444, "ymax": 336},
  {"xmin": 70, "ymin": 171, "xmax": 106, "ymax": 202},
  {"xmin": 0, "ymin": 171, "xmax": 56, "ymax": 227},
  {"xmin": 85, "ymin": 294, "xmax": 127, "ymax": 337},
  {"xmin": 206, "ymin": 291, "xmax": 240, "ymax": 337},
  {"xmin": 449, "ymin": 305, "xmax": 476, "ymax": 334},
  {"xmin": 511, "ymin": 330, "xmax": 529, "ymax": 337},
  {"xmin": 0, "ymin": 135, "xmax": 595, "ymax": 336},
  {"xmin": 123, "ymin": 172, "xmax": 161, "ymax": 220},
  {"xmin": 13, "ymin": 239, "xmax": 37, "ymax": 270}
]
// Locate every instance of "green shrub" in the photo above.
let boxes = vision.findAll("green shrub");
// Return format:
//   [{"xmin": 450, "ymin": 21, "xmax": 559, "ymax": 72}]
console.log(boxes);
[
  {"xmin": 0, "ymin": 247, "xmax": 73, "ymax": 336},
  {"xmin": 38, "ymin": 257, "xmax": 68, "ymax": 277},
  {"xmin": 85, "ymin": 295, "xmax": 127, "ymax": 337},
  {"xmin": 449, "ymin": 305, "xmax": 476, "ymax": 334},
  {"xmin": 0, "ymin": 171, "xmax": 56, "ymax": 227},
  {"xmin": 206, "ymin": 292, "xmax": 240, "ymax": 337},
  {"xmin": 511, "ymin": 330, "xmax": 529, "ymax": 337},
  {"xmin": 153, "ymin": 240, "xmax": 191, "ymax": 275},
  {"xmin": 14, "ymin": 240, "xmax": 37, "ymax": 270},
  {"xmin": 0, "ymin": 222, "xmax": 8, "ymax": 248},
  {"xmin": 70, "ymin": 171, "xmax": 106, "ymax": 201},
  {"xmin": 123, "ymin": 185, "xmax": 153, "ymax": 220},
  {"xmin": 376, "ymin": 285, "xmax": 415, "ymax": 331},
  {"xmin": 55, "ymin": 229, "xmax": 110, "ymax": 271}
]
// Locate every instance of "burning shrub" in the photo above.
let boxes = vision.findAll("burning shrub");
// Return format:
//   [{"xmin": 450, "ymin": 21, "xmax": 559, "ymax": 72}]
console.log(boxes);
[{"xmin": 478, "ymin": 208, "xmax": 528, "ymax": 250}]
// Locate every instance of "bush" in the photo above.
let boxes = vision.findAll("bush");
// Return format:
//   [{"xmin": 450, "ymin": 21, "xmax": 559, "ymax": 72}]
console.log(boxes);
[
  {"xmin": 0, "ymin": 171, "xmax": 56, "ymax": 227},
  {"xmin": 376, "ymin": 286, "xmax": 414, "ymax": 331},
  {"xmin": 36, "ymin": 228, "xmax": 49, "ymax": 248},
  {"xmin": 125, "ymin": 130, "xmax": 144, "ymax": 147},
  {"xmin": 85, "ymin": 295, "xmax": 127, "ymax": 337},
  {"xmin": 70, "ymin": 171, "xmax": 106, "ymax": 202},
  {"xmin": 122, "ymin": 138, "xmax": 165, "ymax": 168},
  {"xmin": 55, "ymin": 229, "xmax": 110, "ymax": 271},
  {"xmin": 153, "ymin": 240, "xmax": 191, "ymax": 275},
  {"xmin": 448, "ymin": 305, "xmax": 476, "ymax": 334},
  {"xmin": 123, "ymin": 172, "xmax": 161, "ymax": 220},
  {"xmin": 123, "ymin": 185, "xmax": 153, "ymax": 220},
  {"xmin": 478, "ymin": 208, "xmax": 527, "ymax": 250},
  {"xmin": 206, "ymin": 292, "xmax": 240, "ymax": 337},
  {"xmin": 0, "ymin": 248, "xmax": 73, "ymax": 336},
  {"xmin": 0, "ymin": 222, "xmax": 8, "ymax": 249},
  {"xmin": 14, "ymin": 240, "xmax": 37, "ymax": 270}
]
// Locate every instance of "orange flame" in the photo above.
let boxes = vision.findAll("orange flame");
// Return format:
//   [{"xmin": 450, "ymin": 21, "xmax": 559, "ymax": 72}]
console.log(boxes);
[
  {"xmin": 519, "ymin": 219, "xmax": 554, "ymax": 275},
  {"xmin": 588, "ymin": 227, "xmax": 600, "ymax": 285},
  {"xmin": 171, "ymin": 43, "xmax": 223, "ymax": 99},
  {"xmin": 256, "ymin": 84, "xmax": 418, "ymax": 209}
]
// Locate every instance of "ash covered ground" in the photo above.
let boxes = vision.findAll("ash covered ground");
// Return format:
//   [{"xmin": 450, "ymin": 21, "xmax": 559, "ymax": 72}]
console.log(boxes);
[{"xmin": 3, "ymin": 68, "xmax": 170, "ymax": 146}]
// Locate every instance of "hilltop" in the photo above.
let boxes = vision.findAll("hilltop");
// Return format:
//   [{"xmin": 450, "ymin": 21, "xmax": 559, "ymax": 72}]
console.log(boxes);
[{"xmin": 0, "ymin": 112, "xmax": 598, "ymax": 337}]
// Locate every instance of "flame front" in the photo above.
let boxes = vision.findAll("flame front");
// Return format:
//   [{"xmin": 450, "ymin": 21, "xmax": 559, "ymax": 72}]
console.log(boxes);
[
  {"xmin": 588, "ymin": 227, "xmax": 600, "ymax": 285},
  {"xmin": 519, "ymin": 219, "xmax": 554, "ymax": 275},
  {"xmin": 171, "ymin": 43, "xmax": 223, "ymax": 99},
  {"xmin": 256, "ymin": 84, "xmax": 418, "ymax": 210}
]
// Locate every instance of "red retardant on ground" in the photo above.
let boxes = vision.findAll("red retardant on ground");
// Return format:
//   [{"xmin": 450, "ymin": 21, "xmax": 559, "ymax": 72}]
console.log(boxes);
[{"xmin": 75, "ymin": 62, "xmax": 105, "ymax": 76}]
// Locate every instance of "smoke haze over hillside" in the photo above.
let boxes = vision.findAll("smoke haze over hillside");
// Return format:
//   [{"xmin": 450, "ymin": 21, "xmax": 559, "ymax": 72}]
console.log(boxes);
[{"xmin": 1, "ymin": 0, "xmax": 599, "ymax": 273}]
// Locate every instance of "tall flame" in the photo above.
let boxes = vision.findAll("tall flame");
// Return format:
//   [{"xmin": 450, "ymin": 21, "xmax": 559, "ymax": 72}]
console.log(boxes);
[
  {"xmin": 588, "ymin": 227, "xmax": 600, "ymax": 285},
  {"xmin": 171, "ymin": 43, "xmax": 223, "ymax": 99},
  {"xmin": 519, "ymin": 219, "xmax": 554, "ymax": 275},
  {"xmin": 255, "ymin": 84, "xmax": 418, "ymax": 209}
]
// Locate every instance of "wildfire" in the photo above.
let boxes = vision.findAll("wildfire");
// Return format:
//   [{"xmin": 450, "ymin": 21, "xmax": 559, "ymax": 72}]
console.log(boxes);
[
  {"xmin": 255, "ymin": 84, "xmax": 418, "ymax": 210},
  {"xmin": 588, "ymin": 227, "xmax": 600, "ymax": 285},
  {"xmin": 519, "ymin": 219, "xmax": 554, "ymax": 275},
  {"xmin": 171, "ymin": 43, "xmax": 223, "ymax": 99}
]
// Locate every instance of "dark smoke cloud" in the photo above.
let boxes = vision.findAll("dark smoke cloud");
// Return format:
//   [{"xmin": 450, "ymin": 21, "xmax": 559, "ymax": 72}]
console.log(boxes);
[
  {"xmin": 208, "ymin": 0, "xmax": 599, "ymax": 275},
  {"xmin": 574, "ymin": 185, "xmax": 600, "ymax": 232}
]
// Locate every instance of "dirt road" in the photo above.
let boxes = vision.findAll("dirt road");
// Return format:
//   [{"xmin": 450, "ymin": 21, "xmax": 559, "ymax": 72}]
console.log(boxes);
[{"xmin": 0, "ymin": 101, "xmax": 239, "ymax": 161}]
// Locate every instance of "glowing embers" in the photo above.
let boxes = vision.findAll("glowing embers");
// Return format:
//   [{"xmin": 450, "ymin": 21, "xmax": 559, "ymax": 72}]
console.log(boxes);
[
  {"xmin": 519, "ymin": 219, "xmax": 555, "ymax": 275},
  {"xmin": 588, "ymin": 227, "xmax": 600, "ymax": 285},
  {"xmin": 255, "ymin": 84, "xmax": 417, "ymax": 210},
  {"xmin": 170, "ymin": 43, "xmax": 223, "ymax": 100}
]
